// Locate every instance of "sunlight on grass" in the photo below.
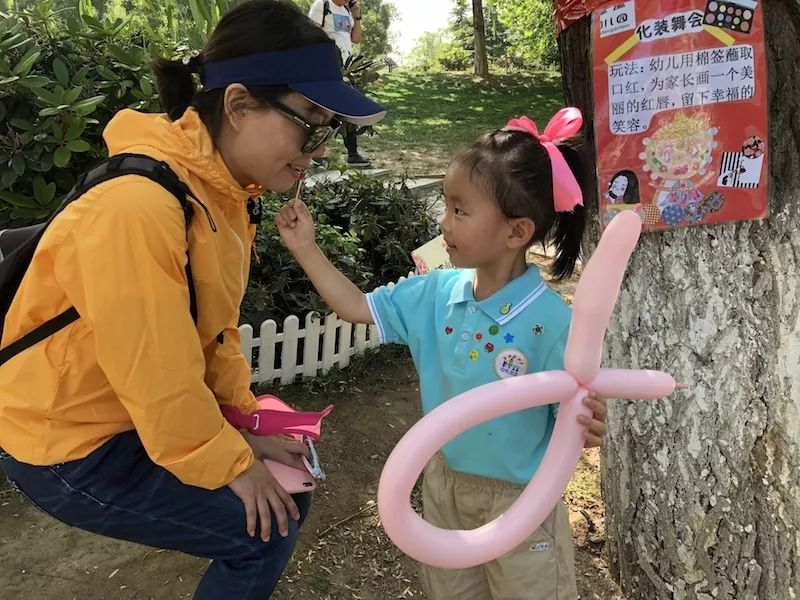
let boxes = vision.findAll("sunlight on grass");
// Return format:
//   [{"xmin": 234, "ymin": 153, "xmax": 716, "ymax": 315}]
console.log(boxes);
[
  {"xmin": 361, "ymin": 69, "xmax": 563, "ymax": 174},
  {"xmin": 420, "ymin": 117, "xmax": 453, "ymax": 126}
]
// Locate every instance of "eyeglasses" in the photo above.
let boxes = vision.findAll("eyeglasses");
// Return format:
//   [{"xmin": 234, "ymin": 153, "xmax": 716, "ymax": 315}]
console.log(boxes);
[{"xmin": 261, "ymin": 98, "xmax": 341, "ymax": 155}]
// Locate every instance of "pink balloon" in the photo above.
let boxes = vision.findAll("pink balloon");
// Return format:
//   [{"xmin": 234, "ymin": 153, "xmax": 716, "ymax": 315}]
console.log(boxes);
[
  {"xmin": 377, "ymin": 210, "xmax": 680, "ymax": 569},
  {"xmin": 565, "ymin": 210, "xmax": 643, "ymax": 384}
]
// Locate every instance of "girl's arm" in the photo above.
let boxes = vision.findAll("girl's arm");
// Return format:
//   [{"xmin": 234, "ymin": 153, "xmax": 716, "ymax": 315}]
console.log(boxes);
[{"xmin": 275, "ymin": 199, "xmax": 373, "ymax": 324}]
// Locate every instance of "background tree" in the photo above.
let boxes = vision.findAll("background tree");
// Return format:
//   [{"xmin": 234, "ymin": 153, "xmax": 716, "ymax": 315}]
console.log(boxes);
[
  {"xmin": 471, "ymin": 0, "xmax": 488, "ymax": 76},
  {"xmin": 408, "ymin": 0, "xmax": 557, "ymax": 72},
  {"xmin": 491, "ymin": 0, "xmax": 557, "ymax": 68},
  {"xmin": 291, "ymin": 0, "xmax": 396, "ymax": 58},
  {"xmin": 558, "ymin": 1, "xmax": 800, "ymax": 598}
]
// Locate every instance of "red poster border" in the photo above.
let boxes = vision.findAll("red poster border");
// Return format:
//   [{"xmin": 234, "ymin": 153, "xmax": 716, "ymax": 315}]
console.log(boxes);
[{"xmin": 591, "ymin": 0, "xmax": 769, "ymax": 232}]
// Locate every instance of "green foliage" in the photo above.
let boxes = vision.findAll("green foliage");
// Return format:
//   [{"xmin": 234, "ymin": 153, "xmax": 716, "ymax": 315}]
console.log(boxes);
[
  {"xmin": 491, "ymin": 0, "xmax": 558, "ymax": 69},
  {"xmin": 0, "ymin": 2, "xmax": 177, "ymax": 225},
  {"xmin": 406, "ymin": 0, "xmax": 506, "ymax": 73},
  {"xmin": 243, "ymin": 174, "xmax": 437, "ymax": 325},
  {"xmin": 405, "ymin": 29, "xmax": 450, "ymax": 71},
  {"xmin": 341, "ymin": 53, "xmax": 391, "ymax": 138},
  {"xmin": 406, "ymin": 0, "xmax": 558, "ymax": 73},
  {"xmin": 317, "ymin": 172, "xmax": 437, "ymax": 285},
  {"xmin": 357, "ymin": 0, "xmax": 396, "ymax": 59},
  {"xmin": 437, "ymin": 43, "xmax": 473, "ymax": 72},
  {"xmin": 365, "ymin": 70, "xmax": 563, "ymax": 173},
  {"xmin": 343, "ymin": 53, "xmax": 384, "ymax": 91},
  {"xmin": 449, "ymin": 0, "xmax": 474, "ymax": 52},
  {"xmin": 8, "ymin": 0, "xmax": 235, "ymax": 48},
  {"xmin": 243, "ymin": 193, "xmax": 372, "ymax": 326}
]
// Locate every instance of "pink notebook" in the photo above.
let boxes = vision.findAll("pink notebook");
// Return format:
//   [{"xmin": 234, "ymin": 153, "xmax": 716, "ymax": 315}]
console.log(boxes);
[{"xmin": 263, "ymin": 458, "xmax": 316, "ymax": 493}]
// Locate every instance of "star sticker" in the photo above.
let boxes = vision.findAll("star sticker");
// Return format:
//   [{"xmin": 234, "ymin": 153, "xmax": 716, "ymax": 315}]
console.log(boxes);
[{"xmin": 503, "ymin": 333, "xmax": 514, "ymax": 343}]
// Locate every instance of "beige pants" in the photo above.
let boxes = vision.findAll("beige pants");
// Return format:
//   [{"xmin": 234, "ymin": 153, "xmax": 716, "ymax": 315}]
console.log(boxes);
[{"xmin": 419, "ymin": 454, "xmax": 578, "ymax": 600}]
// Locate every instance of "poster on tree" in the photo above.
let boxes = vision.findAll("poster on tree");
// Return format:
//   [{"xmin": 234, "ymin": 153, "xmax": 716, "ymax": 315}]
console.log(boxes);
[{"xmin": 591, "ymin": 0, "xmax": 768, "ymax": 231}]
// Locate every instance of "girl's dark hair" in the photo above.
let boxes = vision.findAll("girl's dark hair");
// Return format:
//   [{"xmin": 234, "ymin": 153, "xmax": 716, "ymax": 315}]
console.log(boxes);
[
  {"xmin": 151, "ymin": 0, "xmax": 333, "ymax": 143},
  {"xmin": 455, "ymin": 129, "xmax": 589, "ymax": 280},
  {"xmin": 607, "ymin": 170, "xmax": 640, "ymax": 203}
]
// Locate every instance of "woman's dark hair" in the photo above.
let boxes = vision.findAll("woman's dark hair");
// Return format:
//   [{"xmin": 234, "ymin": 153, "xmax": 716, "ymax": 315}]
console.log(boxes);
[
  {"xmin": 151, "ymin": 0, "xmax": 333, "ymax": 143},
  {"xmin": 454, "ymin": 129, "xmax": 590, "ymax": 280},
  {"xmin": 607, "ymin": 170, "xmax": 640, "ymax": 204}
]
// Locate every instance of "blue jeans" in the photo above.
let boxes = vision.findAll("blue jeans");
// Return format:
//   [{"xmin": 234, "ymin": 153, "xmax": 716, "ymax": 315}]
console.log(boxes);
[{"xmin": 0, "ymin": 430, "xmax": 311, "ymax": 599}]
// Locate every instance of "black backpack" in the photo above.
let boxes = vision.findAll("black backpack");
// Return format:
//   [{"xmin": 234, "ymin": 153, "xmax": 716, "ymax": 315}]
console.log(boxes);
[{"xmin": 0, "ymin": 153, "xmax": 198, "ymax": 368}]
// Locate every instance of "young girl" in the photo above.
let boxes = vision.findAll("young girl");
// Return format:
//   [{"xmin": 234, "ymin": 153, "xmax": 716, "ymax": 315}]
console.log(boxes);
[{"xmin": 276, "ymin": 108, "xmax": 607, "ymax": 599}]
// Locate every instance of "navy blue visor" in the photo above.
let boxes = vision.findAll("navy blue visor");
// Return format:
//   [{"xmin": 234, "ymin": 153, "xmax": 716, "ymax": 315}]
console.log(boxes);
[{"xmin": 201, "ymin": 43, "xmax": 386, "ymax": 126}]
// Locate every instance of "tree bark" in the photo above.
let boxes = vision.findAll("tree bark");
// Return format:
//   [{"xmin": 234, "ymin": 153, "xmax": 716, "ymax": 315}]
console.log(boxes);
[
  {"xmin": 559, "ymin": 1, "xmax": 800, "ymax": 599},
  {"xmin": 472, "ymin": 0, "xmax": 489, "ymax": 77}
]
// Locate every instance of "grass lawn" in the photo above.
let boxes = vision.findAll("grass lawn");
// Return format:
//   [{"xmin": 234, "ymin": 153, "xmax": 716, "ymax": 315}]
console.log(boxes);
[{"xmin": 328, "ymin": 69, "xmax": 564, "ymax": 175}]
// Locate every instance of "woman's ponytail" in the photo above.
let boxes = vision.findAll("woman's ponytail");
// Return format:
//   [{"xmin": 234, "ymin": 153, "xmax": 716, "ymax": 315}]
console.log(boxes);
[{"xmin": 151, "ymin": 57, "xmax": 199, "ymax": 120}]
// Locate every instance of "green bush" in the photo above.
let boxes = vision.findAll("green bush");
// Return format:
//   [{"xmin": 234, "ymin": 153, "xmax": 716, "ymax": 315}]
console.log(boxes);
[
  {"xmin": 242, "ymin": 193, "xmax": 373, "ymax": 327},
  {"xmin": 1, "ymin": 3, "xmax": 438, "ymax": 328},
  {"xmin": 308, "ymin": 172, "xmax": 438, "ymax": 287},
  {"xmin": 243, "ymin": 174, "xmax": 438, "ymax": 325},
  {"xmin": 0, "ymin": 3, "xmax": 176, "ymax": 226},
  {"xmin": 436, "ymin": 43, "xmax": 472, "ymax": 72}
]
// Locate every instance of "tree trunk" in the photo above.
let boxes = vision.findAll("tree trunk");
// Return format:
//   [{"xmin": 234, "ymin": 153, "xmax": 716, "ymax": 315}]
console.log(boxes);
[
  {"xmin": 559, "ymin": 1, "xmax": 800, "ymax": 599},
  {"xmin": 472, "ymin": 0, "xmax": 489, "ymax": 77}
]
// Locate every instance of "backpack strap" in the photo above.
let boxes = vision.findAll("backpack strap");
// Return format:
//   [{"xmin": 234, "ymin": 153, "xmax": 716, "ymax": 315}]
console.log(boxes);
[
  {"xmin": 0, "ymin": 307, "xmax": 80, "ymax": 367},
  {"xmin": 321, "ymin": 0, "xmax": 331, "ymax": 27},
  {"xmin": 0, "ymin": 154, "xmax": 198, "ymax": 368}
]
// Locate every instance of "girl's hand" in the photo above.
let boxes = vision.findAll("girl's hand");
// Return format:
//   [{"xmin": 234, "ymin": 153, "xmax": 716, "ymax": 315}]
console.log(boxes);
[
  {"xmin": 275, "ymin": 199, "xmax": 317, "ymax": 254},
  {"xmin": 577, "ymin": 392, "xmax": 608, "ymax": 448}
]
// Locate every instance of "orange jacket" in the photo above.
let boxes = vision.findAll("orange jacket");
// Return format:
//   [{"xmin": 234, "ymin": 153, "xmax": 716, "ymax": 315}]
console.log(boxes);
[{"xmin": 0, "ymin": 108, "xmax": 261, "ymax": 489}]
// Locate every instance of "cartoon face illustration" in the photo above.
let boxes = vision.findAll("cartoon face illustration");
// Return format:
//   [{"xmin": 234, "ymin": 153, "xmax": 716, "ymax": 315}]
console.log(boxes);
[
  {"xmin": 638, "ymin": 114, "xmax": 719, "ymax": 228},
  {"xmin": 610, "ymin": 175, "xmax": 627, "ymax": 197},
  {"xmin": 605, "ymin": 170, "xmax": 641, "ymax": 204},
  {"xmin": 640, "ymin": 114, "xmax": 718, "ymax": 182}
]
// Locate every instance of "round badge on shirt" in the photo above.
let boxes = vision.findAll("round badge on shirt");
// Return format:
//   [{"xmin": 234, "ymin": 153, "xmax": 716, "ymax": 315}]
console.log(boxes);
[{"xmin": 494, "ymin": 349, "xmax": 528, "ymax": 379}]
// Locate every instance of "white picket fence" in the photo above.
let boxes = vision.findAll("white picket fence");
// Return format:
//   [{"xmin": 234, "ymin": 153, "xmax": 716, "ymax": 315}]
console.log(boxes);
[{"xmin": 238, "ymin": 271, "xmax": 415, "ymax": 385}]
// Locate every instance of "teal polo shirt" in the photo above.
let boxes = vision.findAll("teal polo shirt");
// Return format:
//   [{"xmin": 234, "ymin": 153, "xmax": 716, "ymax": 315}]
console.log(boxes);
[{"xmin": 366, "ymin": 265, "xmax": 572, "ymax": 484}]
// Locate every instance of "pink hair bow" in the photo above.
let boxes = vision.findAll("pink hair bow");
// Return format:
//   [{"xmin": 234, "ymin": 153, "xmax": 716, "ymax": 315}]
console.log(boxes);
[{"xmin": 504, "ymin": 108, "xmax": 584, "ymax": 213}]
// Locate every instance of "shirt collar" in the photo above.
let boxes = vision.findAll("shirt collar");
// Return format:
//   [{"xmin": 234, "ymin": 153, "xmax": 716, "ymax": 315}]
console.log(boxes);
[
  {"xmin": 447, "ymin": 270, "xmax": 476, "ymax": 306},
  {"xmin": 447, "ymin": 266, "xmax": 548, "ymax": 325}
]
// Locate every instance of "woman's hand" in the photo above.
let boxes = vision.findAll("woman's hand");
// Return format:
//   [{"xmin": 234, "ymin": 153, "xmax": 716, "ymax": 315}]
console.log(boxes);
[
  {"xmin": 227, "ymin": 460, "xmax": 300, "ymax": 542},
  {"xmin": 243, "ymin": 432, "xmax": 311, "ymax": 470},
  {"xmin": 275, "ymin": 199, "xmax": 316, "ymax": 255}
]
